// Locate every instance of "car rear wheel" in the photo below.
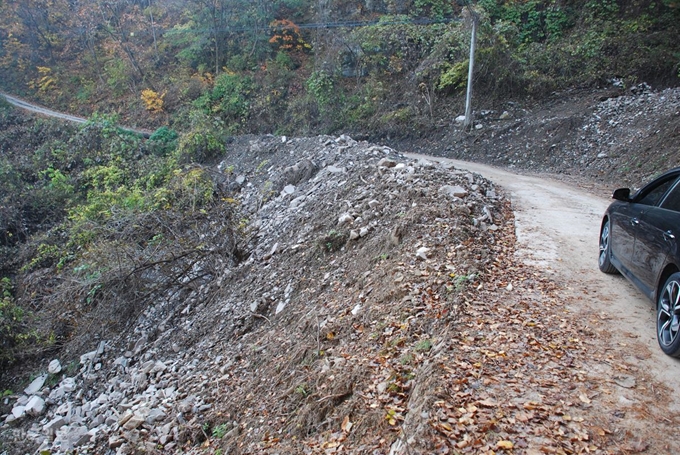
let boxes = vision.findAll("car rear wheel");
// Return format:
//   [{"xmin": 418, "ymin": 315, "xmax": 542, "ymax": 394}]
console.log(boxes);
[
  {"xmin": 598, "ymin": 219, "xmax": 617, "ymax": 274},
  {"xmin": 657, "ymin": 272, "xmax": 680, "ymax": 357}
]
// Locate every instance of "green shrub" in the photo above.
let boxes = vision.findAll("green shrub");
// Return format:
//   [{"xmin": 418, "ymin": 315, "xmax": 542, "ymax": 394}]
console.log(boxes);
[
  {"xmin": 0, "ymin": 277, "xmax": 33, "ymax": 365},
  {"xmin": 193, "ymin": 73, "xmax": 252, "ymax": 132},
  {"xmin": 306, "ymin": 70, "xmax": 336, "ymax": 110},
  {"xmin": 437, "ymin": 60, "xmax": 469, "ymax": 93},
  {"xmin": 414, "ymin": 0, "xmax": 453, "ymax": 19},
  {"xmin": 176, "ymin": 130, "xmax": 225, "ymax": 164},
  {"xmin": 148, "ymin": 126, "xmax": 179, "ymax": 156}
]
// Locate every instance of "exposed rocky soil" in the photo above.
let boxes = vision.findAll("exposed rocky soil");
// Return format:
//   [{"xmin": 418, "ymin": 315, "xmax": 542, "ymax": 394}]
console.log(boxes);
[
  {"xmin": 396, "ymin": 83, "xmax": 680, "ymax": 191},
  {"xmin": 2, "ymin": 85, "xmax": 680, "ymax": 454}
]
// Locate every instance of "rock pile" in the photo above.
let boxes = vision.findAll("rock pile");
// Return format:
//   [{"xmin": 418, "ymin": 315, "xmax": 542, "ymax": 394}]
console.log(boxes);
[
  {"xmin": 1, "ymin": 134, "xmax": 507, "ymax": 454},
  {"xmin": 409, "ymin": 85, "xmax": 680, "ymax": 189}
]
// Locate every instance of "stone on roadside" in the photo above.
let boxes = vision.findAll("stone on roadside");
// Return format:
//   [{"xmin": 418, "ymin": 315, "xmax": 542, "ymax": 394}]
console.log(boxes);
[
  {"xmin": 416, "ymin": 247, "xmax": 431, "ymax": 260},
  {"xmin": 377, "ymin": 158, "xmax": 397, "ymax": 168},
  {"xmin": 11, "ymin": 405, "xmax": 26, "ymax": 420},
  {"xmin": 338, "ymin": 213, "xmax": 354, "ymax": 226},
  {"xmin": 48, "ymin": 359, "xmax": 62, "ymax": 374},
  {"xmin": 349, "ymin": 230, "xmax": 360, "ymax": 240},
  {"xmin": 123, "ymin": 413, "xmax": 145, "ymax": 430},
  {"xmin": 439, "ymin": 185, "xmax": 468, "ymax": 198},
  {"xmin": 24, "ymin": 374, "xmax": 47, "ymax": 395},
  {"xmin": 43, "ymin": 416, "xmax": 66, "ymax": 435},
  {"xmin": 25, "ymin": 395, "xmax": 45, "ymax": 416},
  {"xmin": 55, "ymin": 425, "xmax": 90, "ymax": 451}
]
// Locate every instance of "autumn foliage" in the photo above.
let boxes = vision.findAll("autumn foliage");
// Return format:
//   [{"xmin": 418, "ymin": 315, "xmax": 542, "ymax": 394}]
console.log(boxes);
[
  {"xmin": 141, "ymin": 89, "xmax": 165, "ymax": 113},
  {"xmin": 269, "ymin": 19, "xmax": 311, "ymax": 53}
]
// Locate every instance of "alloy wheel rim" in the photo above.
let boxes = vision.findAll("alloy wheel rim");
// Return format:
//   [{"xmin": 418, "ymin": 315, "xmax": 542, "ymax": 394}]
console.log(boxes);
[
  {"xmin": 658, "ymin": 280, "xmax": 680, "ymax": 347},
  {"xmin": 599, "ymin": 223, "xmax": 610, "ymax": 267}
]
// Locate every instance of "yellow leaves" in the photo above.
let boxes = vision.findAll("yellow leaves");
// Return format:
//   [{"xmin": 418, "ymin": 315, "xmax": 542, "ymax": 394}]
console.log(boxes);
[
  {"xmin": 28, "ymin": 66, "xmax": 57, "ymax": 92},
  {"xmin": 141, "ymin": 88, "xmax": 165, "ymax": 113},
  {"xmin": 269, "ymin": 19, "xmax": 311, "ymax": 53},
  {"xmin": 497, "ymin": 440, "xmax": 514, "ymax": 450},
  {"xmin": 384, "ymin": 408, "xmax": 403, "ymax": 426}
]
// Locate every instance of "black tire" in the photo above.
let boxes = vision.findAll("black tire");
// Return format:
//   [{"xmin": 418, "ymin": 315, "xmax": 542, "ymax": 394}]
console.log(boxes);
[
  {"xmin": 657, "ymin": 272, "xmax": 680, "ymax": 357},
  {"xmin": 598, "ymin": 219, "xmax": 618, "ymax": 274}
]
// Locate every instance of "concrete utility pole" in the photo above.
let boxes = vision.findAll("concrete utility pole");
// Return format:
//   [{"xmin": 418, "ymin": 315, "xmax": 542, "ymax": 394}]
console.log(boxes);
[{"xmin": 463, "ymin": 10, "xmax": 478, "ymax": 130}]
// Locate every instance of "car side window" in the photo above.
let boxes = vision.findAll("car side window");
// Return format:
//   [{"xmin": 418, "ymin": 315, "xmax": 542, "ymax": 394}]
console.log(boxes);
[
  {"xmin": 637, "ymin": 178, "xmax": 676, "ymax": 206},
  {"xmin": 661, "ymin": 182, "xmax": 680, "ymax": 212}
]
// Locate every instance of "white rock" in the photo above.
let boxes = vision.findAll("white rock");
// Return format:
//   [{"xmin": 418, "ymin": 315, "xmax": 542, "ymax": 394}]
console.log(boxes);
[
  {"xmin": 11, "ymin": 405, "xmax": 26, "ymax": 419},
  {"xmin": 61, "ymin": 377, "xmax": 76, "ymax": 392},
  {"xmin": 43, "ymin": 416, "xmax": 66, "ymax": 435},
  {"xmin": 475, "ymin": 123, "xmax": 483, "ymax": 130},
  {"xmin": 48, "ymin": 359, "xmax": 62, "ymax": 374},
  {"xmin": 123, "ymin": 414, "xmax": 145, "ymax": 430},
  {"xmin": 80, "ymin": 350, "xmax": 97, "ymax": 365},
  {"xmin": 368, "ymin": 200, "xmax": 380, "ymax": 209},
  {"xmin": 326, "ymin": 165, "xmax": 345, "ymax": 173},
  {"xmin": 359, "ymin": 227, "xmax": 369, "ymax": 237},
  {"xmin": 146, "ymin": 408, "xmax": 167, "ymax": 424},
  {"xmin": 24, "ymin": 374, "xmax": 47, "ymax": 395},
  {"xmin": 416, "ymin": 247, "xmax": 431, "ymax": 261},
  {"xmin": 439, "ymin": 185, "xmax": 468, "ymax": 198},
  {"xmin": 54, "ymin": 425, "xmax": 90, "ymax": 450},
  {"xmin": 282, "ymin": 184, "xmax": 296, "ymax": 195},
  {"xmin": 455, "ymin": 115, "xmax": 466, "ymax": 124},
  {"xmin": 499, "ymin": 111, "xmax": 512, "ymax": 120},
  {"xmin": 338, "ymin": 213, "xmax": 354, "ymax": 226},
  {"xmin": 349, "ymin": 230, "xmax": 360, "ymax": 240},
  {"xmin": 275, "ymin": 301, "xmax": 287, "ymax": 315},
  {"xmin": 25, "ymin": 395, "xmax": 46, "ymax": 416}
]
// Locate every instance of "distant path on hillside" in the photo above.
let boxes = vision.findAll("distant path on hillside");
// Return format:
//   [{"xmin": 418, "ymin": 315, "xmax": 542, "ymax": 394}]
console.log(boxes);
[
  {"xmin": 0, "ymin": 91, "xmax": 152, "ymax": 138},
  {"xmin": 407, "ymin": 153, "xmax": 680, "ymax": 411}
]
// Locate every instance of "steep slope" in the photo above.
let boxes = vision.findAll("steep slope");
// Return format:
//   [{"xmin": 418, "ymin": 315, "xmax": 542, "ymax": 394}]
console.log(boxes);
[{"xmin": 398, "ymin": 85, "xmax": 680, "ymax": 190}]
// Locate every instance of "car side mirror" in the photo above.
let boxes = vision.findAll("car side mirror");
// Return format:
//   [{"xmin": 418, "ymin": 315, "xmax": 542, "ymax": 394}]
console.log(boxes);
[{"xmin": 612, "ymin": 188, "xmax": 631, "ymax": 201}]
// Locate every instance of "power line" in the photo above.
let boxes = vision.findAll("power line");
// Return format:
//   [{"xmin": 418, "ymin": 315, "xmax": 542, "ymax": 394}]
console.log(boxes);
[{"xmin": 81, "ymin": 15, "xmax": 460, "ymax": 38}]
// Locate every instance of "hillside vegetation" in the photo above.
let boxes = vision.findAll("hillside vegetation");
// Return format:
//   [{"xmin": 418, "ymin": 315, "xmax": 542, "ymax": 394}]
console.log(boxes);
[
  {"xmin": 0, "ymin": 0, "xmax": 678, "ymax": 138},
  {"xmin": 1, "ymin": 1, "xmax": 680, "ymax": 453},
  {"xmin": 1, "ymin": 0, "xmax": 679, "ymax": 403}
]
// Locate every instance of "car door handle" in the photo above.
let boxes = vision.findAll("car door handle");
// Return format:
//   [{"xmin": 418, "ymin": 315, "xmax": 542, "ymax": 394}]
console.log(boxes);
[
  {"xmin": 631, "ymin": 217, "xmax": 640, "ymax": 226},
  {"xmin": 664, "ymin": 231, "xmax": 676, "ymax": 241}
]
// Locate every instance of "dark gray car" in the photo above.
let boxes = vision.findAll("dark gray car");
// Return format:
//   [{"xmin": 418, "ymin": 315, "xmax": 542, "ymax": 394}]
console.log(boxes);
[{"xmin": 599, "ymin": 167, "xmax": 680, "ymax": 356}]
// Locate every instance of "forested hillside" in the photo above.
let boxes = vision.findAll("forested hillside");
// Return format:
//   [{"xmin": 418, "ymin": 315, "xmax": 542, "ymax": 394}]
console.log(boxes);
[
  {"xmin": 1, "ymin": 0, "xmax": 678, "ymax": 138},
  {"xmin": 2, "ymin": 1, "xmax": 680, "ymax": 453}
]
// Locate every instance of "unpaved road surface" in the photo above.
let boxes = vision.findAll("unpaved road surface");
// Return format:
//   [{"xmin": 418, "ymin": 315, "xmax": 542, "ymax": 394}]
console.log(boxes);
[
  {"xmin": 408, "ymin": 153, "xmax": 680, "ymax": 411},
  {"xmin": 0, "ymin": 92, "xmax": 88, "ymax": 124},
  {"xmin": 0, "ymin": 91, "xmax": 152, "ymax": 137}
]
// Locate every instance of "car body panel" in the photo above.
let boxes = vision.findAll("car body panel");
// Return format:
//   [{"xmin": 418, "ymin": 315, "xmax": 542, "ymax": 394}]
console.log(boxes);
[
  {"xmin": 608, "ymin": 201, "xmax": 644, "ymax": 273},
  {"xmin": 635, "ymin": 208, "xmax": 677, "ymax": 296},
  {"xmin": 603, "ymin": 168, "xmax": 680, "ymax": 304}
]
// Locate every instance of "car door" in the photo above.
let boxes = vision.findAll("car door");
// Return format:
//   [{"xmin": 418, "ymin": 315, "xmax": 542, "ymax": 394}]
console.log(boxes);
[
  {"xmin": 613, "ymin": 175, "xmax": 677, "ymax": 279},
  {"xmin": 633, "ymin": 181, "xmax": 680, "ymax": 298},
  {"xmin": 609, "ymin": 201, "xmax": 644, "ymax": 273}
]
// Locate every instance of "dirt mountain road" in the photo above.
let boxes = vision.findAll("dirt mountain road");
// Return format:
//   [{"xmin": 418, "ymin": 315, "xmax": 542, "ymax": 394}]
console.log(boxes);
[
  {"xmin": 407, "ymin": 153, "xmax": 680, "ymax": 411},
  {"xmin": 0, "ymin": 91, "xmax": 152, "ymax": 137}
]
